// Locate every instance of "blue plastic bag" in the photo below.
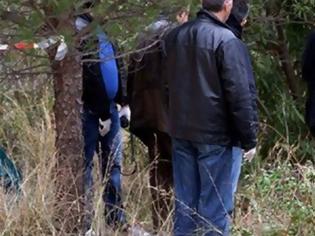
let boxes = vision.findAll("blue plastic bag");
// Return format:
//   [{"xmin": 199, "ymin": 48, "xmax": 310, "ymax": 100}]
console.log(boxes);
[{"xmin": 0, "ymin": 148, "xmax": 22, "ymax": 192}]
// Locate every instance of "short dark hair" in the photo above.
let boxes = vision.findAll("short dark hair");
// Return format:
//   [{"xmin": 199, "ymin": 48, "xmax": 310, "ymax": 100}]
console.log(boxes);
[
  {"xmin": 231, "ymin": 0, "xmax": 249, "ymax": 23},
  {"xmin": 77, "ymin": 0, "xmax": 94, "ymax": 22},
  {"xmin": 82, "ymin": 0, "xmax": 95, "ymax": 9},
  {"xmin": 202, "ymin": 0, "xmax": 226, "ymax": 12}
]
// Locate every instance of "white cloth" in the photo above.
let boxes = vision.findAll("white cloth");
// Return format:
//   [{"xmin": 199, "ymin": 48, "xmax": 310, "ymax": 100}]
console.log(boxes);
[
  {"xmin": 85, "ymin": 229, "xmax": 96, "ymax": 236},
  {"xmin": 0, "ymin": 44, "xmax": 9, "ymax": 50},
  {"xmin": 54, "ymin": 37, "xmax": 68, "ymax": 61}
]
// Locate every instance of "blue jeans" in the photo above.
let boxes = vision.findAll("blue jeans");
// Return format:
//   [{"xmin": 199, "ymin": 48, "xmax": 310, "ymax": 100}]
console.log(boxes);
[
  {"xmin": 231, "ymin": 147, "xmax": 243, "ymax": 197},
  {"xmin": 82, "ymin": 104, "xmax": 125, "ymax": 229},
  {"xmin": 172, "ymin": 138, "xmax": 235, "ymax": 236}
]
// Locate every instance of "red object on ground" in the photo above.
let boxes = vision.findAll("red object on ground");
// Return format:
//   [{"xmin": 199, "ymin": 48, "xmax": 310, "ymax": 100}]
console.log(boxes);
[{"xmin": 14, "ymin": 42, "xmax": 35, "ymax": 49}]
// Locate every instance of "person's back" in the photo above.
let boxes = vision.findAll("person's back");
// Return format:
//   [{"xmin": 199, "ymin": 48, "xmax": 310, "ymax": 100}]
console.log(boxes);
[
  {"xmin": 164, "ymin": 9, "xmax": 256, "ymax": 150},
  {"xmin": 163, "ymin": 1, "xmax": 257, "ymax": 235}
]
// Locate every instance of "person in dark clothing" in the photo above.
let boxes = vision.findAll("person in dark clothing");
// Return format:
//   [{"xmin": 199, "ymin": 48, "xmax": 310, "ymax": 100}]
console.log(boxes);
[
  {"xmin": 127, "ymin": 10, "xmax": 189, "ymax": 230},
  {"xmin": 76, "ymin": 8, "xmax": 129, "ymax": 234},
  {"xmin": 226, "ymin": 0, "xmax": 248, "ymax": 39},
  {"xmin": 302, "ymin": 30, "xmax": 315, "ymax": 137},
  {"xmin": 163, "ymin": 0, "xmax": 258, "ymax": 235},
  {"xmin": 226, "ymin": 0, "xmax": 259, "ymax": 198}
]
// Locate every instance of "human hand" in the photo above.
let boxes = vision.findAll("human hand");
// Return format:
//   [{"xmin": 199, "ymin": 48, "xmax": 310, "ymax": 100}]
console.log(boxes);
[
  {"xmin": 99, "ymin": 118, "xmax": 112, "ymax": 136},
  {"xmin": 119, "ymin": 105, "xmax": 131, "ymax": 128},
  {"xmin": 119, "ymin": 105, "xmax": 131, "ymax": 120},
  {"xmin": 244, "ymin": 147, "xmax": 256, "ymax": 162}
]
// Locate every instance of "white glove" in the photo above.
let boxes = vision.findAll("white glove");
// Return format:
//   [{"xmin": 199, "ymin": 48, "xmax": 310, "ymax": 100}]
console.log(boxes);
[
  {"xmin": 244, "ymin": 147, "xmax": 256, "ymax": 162},
  {"xmin": 85, "ymin": 229, "xmax": 96, "ymax": 236},
  {"xmin": 119, "ymin": 105, "xmax": 131, "ymax": 121},
  {"xmin": 99, "ymin": 118, "xmax": 112, "ymax": 137}
]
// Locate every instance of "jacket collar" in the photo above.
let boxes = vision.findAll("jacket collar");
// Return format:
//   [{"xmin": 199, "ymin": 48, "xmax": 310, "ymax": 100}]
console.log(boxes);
[{"xmin": 197, "ymin": 9, "xmax": 233, "ymax": 31}]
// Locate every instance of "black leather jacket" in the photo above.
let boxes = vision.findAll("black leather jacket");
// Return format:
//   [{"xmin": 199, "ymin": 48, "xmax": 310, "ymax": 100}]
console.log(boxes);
[{"xmin": 163, "ymin": 9, "xmax": 257, "ymax": 151}]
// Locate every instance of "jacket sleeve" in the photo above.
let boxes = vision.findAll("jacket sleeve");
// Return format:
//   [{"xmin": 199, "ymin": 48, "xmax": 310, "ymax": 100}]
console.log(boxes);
[
  {"xmin": 302, "ymin": 31, "xmax": 315, "ymax": 134},
  {"xmin": 244, "ymin": 45, "xmax": 259, "ymax": 134},
  {"xmin": 217, "ymin": 38, "xmax": 257, "ymax": 151},
  {"xmin": 302, "ymin": 31, "xmax": 315, "ymax": 82}
]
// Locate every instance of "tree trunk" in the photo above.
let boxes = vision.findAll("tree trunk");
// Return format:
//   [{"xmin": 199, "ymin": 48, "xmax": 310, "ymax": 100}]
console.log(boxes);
[
  {"xmin": 51, "ymin": 54, "xmax": 84, "ymax": 233},
  {"xmin": 264, "ymin": 2, "xmax": 300, "ymax": 99},
  {"xmin": 275, "ymin": 23, "xmax": 300, "ymax": 98}
]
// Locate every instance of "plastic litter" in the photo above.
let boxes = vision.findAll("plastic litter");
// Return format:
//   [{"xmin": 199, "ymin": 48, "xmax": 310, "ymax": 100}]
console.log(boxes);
[
  {"xmin": 0, "ymin": 44, "xmax": 9, "ymax": 50},
  {"xmin": 35, "ymin": 36, "xmax": 60, "ymax": 49},
  {"xmin": 0, "ymin": 148, "xmax": 22, "ymax": 192},
  {"xmin": 14, "ymin": 42, "xmax": 35, "ymax": 50},
  {"xmin": 0, "ymin": 36, "xmax": 68, "ymax": 61},
  {"xmin": 54, "ymin": 37, "xmax": 68, "ymax": 61}
]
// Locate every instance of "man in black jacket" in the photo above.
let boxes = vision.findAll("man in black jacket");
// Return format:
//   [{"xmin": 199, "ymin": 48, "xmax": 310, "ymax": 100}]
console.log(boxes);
[
  {"xmin": 163, "ymin": 0, "xmax": 257, "ymax": 235},
  {"xmin": 302, "ymin": 30, "xmax": 315, "ymax": 137}
]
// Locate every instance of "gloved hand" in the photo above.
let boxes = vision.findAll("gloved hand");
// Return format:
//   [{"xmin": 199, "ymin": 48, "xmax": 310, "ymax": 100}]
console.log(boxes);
[
  {"xmin": 244, "ymin": 147, "xmax": 256, "ymax": 162},
  {"xmin": 99, "ymin": 118, "xmax": 112, "ymax": 137},
  {"xmin": 119, "ymin": 105, "xmax": 131, "ymax": 120},
  {"xmin": 119, "ymin": 105, "xmax": 131, "ymax": 128}
]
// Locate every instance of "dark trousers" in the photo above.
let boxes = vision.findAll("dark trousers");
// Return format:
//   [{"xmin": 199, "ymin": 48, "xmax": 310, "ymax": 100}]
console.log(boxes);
[{"xmin": 82, "ymin": 106, "xmax": 125, "ymax": 231}]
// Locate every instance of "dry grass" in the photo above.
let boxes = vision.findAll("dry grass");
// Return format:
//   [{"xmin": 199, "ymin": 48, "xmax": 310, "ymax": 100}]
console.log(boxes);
[{"xmin": 0, "ymin": 87, "xmax": 314, "ymax": 236}]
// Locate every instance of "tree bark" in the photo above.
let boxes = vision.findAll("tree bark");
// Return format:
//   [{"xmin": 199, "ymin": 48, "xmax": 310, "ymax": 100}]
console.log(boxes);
[
  {"xmin": 275, "ymin": 23, "xmax": 300, "ymax": 98},
  {"xmin": 51, "ymin": 53, "xmax": 84, "ymax": 233},
  {"xmin": 264, "ymin": 1, "xmax": 300, "ymax": 99}
]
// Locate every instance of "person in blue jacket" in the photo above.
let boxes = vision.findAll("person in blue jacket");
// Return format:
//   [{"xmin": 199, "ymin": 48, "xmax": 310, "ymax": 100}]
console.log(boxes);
[{"xmin": 76, "ymin": 2, "xmax": 129, "ymax": 233}]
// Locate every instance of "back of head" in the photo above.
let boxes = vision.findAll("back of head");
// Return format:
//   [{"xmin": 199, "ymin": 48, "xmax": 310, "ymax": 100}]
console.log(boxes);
[
  {"xmin": 76, "ymin": 0, "xmax": 94, "ymax": 30},
  {"xmin": 176, "ymin": 7, "xmax": 190, "ymax": 24},
  {"xmin": 202, "ymin": 0, "xmax": 226, "ymax": 12},
  {"xmin": 81, "ymin": 0, "xmax": 95, "ymax": 9},
  {"xmin": 77, "ymin": 0, "xmax": 95, "ymax": 21},
  {"xmin": 231, "ymin": 0, "xmax": 249, "ymax": 23},
  {"xmin": 226, "ymin": 0, "xmax": 249, "ymax": 38}
]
